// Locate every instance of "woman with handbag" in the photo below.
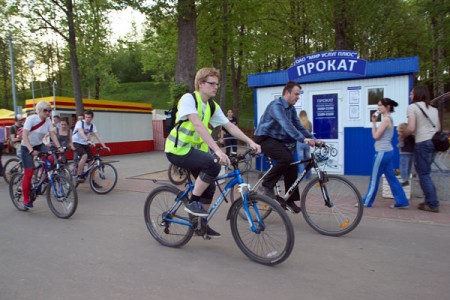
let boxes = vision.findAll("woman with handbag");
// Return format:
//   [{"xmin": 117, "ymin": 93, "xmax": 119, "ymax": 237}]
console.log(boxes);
[{"xmin": 406, "ymin": 85, "xmax": 440, "ymax": 213}]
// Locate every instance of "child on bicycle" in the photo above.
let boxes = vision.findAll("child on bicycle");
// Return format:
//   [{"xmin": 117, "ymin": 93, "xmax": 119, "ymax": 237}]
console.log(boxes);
[
  {"xmin": 72, "ymin": 110, "xmax": 110, "ymax": 183},
  {"xmin": 21, "ymin": 101, "xmax": 64, "ymax": 208},
  {"xmin": 165, "ymin": 67, "xmax": 260, "ymax": 238}
]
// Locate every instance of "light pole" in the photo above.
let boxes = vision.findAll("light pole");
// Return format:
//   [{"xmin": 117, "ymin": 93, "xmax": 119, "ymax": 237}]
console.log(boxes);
[
  {"xmin": 28, "ymin": 59, "xmax": 35, "ymax": 109},
  {"xmin": 8, "ymin": 32, "xmax": 18, "ymax": 115},
  {"xmin": 52, "ymin": 81, "xmax": 57, "ymax": 116}
]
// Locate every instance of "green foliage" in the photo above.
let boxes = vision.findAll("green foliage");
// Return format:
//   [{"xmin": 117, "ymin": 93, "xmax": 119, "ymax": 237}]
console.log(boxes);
[
  {"xmin": 168, "ymin": 82, "xmax": 188, "ymax": 104},
  {"xmin": 101, "ymin": 81, "xmax": 171, "ymax": 107}
]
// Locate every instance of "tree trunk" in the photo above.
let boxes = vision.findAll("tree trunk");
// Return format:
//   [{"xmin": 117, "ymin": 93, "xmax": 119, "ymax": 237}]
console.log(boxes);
[
  {"xmin": 66, "ymin": 0, "xmax": 84, "ymax": 115},
  {"xmin": 219, "ymin": 0, "xmax": 228, "ymax": 108},
  {"xmin": 175, "ymin": 0, "xmax": 197, "ymax": 92},
  {"xmin": 230, "ymin": 24, "xmax": 245, "ymax": 121},
  {"xmin": 334, "ymin": 0, "xmax": 347, "ymax": 50},
  {"xmin": 0, "ymin": 38, "xmax": 9, "ymax": 109}
]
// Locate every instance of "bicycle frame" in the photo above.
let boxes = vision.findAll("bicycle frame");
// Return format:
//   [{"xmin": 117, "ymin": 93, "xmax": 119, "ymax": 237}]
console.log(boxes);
[
  {"xmin": 32, "ymin": 153, "xmax": 66, "ymax": 198},
  {"xmin": 73, "ymin": 147, "xmax": 105, "ymax": 177},
  {"xmin": 251, "ymin": 150, "xmax": 333, "ymax": 207},
  {"xmin": 161, "ymin": 154, "xmax": 264, "ymax": 233}
]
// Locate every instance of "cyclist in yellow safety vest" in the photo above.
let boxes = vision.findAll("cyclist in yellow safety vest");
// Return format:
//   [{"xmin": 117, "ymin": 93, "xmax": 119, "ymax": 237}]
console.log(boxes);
[{"xmin": 165, "ymin": 67, "xmax": 261, "ymax": 238}]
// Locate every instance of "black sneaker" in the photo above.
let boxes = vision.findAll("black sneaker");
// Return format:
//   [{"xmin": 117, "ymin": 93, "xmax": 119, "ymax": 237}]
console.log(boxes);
[
  {"xmin": 286, "ymin": 201, "xmax": 301, "ymax": 213},
  {"xmin": 76, "ymin": 176, "xmax": 85, "ymax": 183},
  {"xmin": 184, "ymin": 201, "xmax": 209, "ymax": 217},
  {"xmin": 401, "ymin": 181, "xmax": 409, "ymax": 187},
  {"xmin": 204, "ymin": 225, "xmax": 221, "ymax": 238},
  {"xmin": 192, "ymin": 219, "xmax": 221, "ymax": 239}
]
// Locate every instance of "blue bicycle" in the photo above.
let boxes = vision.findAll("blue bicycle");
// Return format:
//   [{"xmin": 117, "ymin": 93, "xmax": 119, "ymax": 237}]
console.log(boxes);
[
  {"xmin": 144, "ymin": 149, "xmax": 295, "ymax": 265},
  {"xmin": 9, "ymin": 148, "xmax": 78, "ymax": 219}
]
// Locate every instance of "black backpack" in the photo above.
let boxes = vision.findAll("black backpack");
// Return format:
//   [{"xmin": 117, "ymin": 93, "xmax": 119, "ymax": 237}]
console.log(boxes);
[
  {"xmin": 166, "ymin": 92, "xmax": 216, "ymax": 132},
  {"xmin": 166, "ymin": 92, "xmax": 216, "ymax": 147}
]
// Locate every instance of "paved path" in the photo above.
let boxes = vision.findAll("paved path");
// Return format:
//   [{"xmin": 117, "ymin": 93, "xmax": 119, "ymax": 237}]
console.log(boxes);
[{"xmin": 1, "ymin": 151, "xmax": 449, "ymax": 300}]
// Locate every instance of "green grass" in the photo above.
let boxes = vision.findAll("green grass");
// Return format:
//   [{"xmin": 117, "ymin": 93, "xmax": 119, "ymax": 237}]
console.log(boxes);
[{"xmin": 101, "ymin": 82, "xmax": 172, "ymax": 109}]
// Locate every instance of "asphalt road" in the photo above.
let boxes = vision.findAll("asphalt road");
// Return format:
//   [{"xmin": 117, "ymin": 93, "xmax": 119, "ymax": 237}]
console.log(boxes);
[{"xmin": 1, "ymin": 153, "xmax": 449, "ymax": 300}]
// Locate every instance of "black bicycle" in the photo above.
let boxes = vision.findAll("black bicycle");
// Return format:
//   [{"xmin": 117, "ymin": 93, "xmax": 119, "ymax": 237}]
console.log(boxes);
[
  {"xmin": 231, "ymin": 144, "xmax": 363, "ymax": 237},
  {"xmin": 68, "ymin": 145, "xmax": 118, "ymax": 194}
]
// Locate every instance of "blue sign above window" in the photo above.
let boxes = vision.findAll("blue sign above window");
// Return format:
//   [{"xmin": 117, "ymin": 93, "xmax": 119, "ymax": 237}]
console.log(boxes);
[{"xmin": 288, "ymin": 51, "xmax": 367, "ymax": 80}]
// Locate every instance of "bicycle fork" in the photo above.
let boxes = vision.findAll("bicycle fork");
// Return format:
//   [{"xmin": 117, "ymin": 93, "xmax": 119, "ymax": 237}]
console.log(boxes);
[{"xmin": 238, "ymin": 183, "xmax": 264, "ymax": 234}]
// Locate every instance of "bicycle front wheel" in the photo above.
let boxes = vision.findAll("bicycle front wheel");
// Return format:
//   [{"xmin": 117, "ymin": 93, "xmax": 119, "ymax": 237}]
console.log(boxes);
[
  {"xmin": 4, "ymin": 158, "xmax": 22, "ymax": 184},
  {"xmin": 168, "ymin": 164, "xmax": 188, "ymax": 185},
  {"xmin": 229, "ymin": 194, "xmax": 295, "ymax": 265},
  {"xmin": 9, "ymin": 173, "xmax": 27, "ymax": 211},
  {"xmin": 144, "ymin": 185, "xmax": 194, "ymax": 247},
  {"xmin": 301, "ymin": 175, "xmax": 363, "ymax": 237},
  {"xmin": 89, "ymin": 163, "xmax": 118, "ymax": 194},
  {"xmin": 46, "ymin": 174, "xmax": 78, "ymax": 219}
]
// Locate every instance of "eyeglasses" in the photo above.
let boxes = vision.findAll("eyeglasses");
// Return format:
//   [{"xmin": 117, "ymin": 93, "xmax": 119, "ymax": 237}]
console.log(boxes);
[
  {"xmin": 43, "ymin": 109, "xmax": 51, "ymax": 113},
  {"xmin": 205, "ymin": 81, "xmax": 220, "ymax": 88}
]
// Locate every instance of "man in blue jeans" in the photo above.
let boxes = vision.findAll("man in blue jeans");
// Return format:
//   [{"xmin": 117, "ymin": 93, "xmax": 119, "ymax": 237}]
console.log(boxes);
[{"xmin": 254, "ymin": 81, "xmax": 320, "ymax": 213}]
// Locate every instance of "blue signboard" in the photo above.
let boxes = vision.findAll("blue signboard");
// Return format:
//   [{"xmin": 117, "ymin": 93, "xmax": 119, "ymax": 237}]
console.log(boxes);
[
  {"xmin": 313, "ymin": 94, "xmax": 338, "ymax": 139},
  {"xmin": 287, "ymin": 50, "xmax": 367, "ymax": 80}
]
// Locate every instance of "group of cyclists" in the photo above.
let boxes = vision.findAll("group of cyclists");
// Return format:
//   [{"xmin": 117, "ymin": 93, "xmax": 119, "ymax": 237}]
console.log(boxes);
[
  {"xmin": 5, "ymin": 67, "xmax": 320, "ymax": 218},
  {"xmin": 4, "ymin": 101, "xmax": 109, "ymax": 209}
]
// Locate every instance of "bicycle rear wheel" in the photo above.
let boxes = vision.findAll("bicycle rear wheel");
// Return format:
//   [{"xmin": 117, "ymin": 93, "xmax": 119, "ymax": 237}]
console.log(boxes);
[
  {"xmin": 144, "ymin": 185, "xmax": 194, "ymax": 247},
  {"xmin": 168, "ymin": 164, "xmax": 189, "ymax": 185},
  {"xmin": 4, "ymin": 158, "xmax": 22, "ymax": 184},
  {"xmin": 9, "ymin": 173, "xmax": 27, "ymax": 211},
  {"xmin": 229, "ymin": 194, "xmax": 295, "ymax": 265},
  {"xmin": 89, "ymin": 163, "xmax": 118, "ymax": 194},
  {"xmin": 46, "ymin": 174, "xmax": 78, "ymax": 219},
  {"xmin": 301, "ymin": 175, "xmax": 363, "ymax": 237}
]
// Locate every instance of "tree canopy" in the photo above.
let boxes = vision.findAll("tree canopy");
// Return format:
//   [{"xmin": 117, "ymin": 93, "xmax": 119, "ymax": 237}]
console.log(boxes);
[{"xmin": 0, "ymin": 0, "xmax": 448, "ymax": 117}]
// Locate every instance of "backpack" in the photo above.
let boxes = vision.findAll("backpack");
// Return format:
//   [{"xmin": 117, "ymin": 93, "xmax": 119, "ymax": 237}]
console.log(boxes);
[
  {"xmin": 166, "ymin": 92, "xmax": 216, "ymax": 132},
  {"xmin": 73, "ymin": 120, "xmax": 93, "ymax": 135}
]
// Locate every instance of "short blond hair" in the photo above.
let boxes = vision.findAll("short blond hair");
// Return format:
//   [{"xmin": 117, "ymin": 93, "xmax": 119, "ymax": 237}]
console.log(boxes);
[
  {"xmin": 36, "ymin": 101, "xmax": 51, "ymax": 113},
  {"xmin": 194, "ymin": 68, "xmax": 220, "ymax": 90}
]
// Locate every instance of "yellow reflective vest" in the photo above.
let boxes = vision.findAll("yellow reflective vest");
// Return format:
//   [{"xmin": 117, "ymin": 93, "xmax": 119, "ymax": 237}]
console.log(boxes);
[{"xmin": 165, "ymin": 91, "xmax": 217, "ymax": 156}]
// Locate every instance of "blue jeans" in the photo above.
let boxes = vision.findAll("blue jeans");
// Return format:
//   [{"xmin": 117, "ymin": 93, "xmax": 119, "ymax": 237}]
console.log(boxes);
[
  {"xmin": 296, "ymin": 141, "xmax": 311, "ymax": 179},
  {"xmin": 363, "ymin": 150, "xmax": 409, "ymax": 207},
  {"xmin": 414, "ymin": 140, "xmax": 438, "ymax": 208},
  {"xmin": 399, "ymin": 153, "xmax": 413, "ymax": 181},
  {"xmin": 21, "ymin": 144, "xmax": 48, "ymax": 169}
]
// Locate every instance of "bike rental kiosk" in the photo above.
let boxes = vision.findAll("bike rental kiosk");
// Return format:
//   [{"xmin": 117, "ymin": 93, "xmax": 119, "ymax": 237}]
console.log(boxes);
[{"xmin": 248, "ymin": 52, "xmax": 419, "ymax": 175}]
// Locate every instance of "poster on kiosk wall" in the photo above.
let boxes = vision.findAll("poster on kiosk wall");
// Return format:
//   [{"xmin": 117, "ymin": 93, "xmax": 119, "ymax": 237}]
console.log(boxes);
[{"xmin": 313, "ymin": 94, "xmax": 338, "ymax": 140}]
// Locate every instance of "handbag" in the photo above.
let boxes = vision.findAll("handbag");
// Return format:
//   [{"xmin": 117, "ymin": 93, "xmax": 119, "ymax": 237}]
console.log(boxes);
[{"xmin": 415, "ymin": 103, "xmax": 449, "ymax": 152}]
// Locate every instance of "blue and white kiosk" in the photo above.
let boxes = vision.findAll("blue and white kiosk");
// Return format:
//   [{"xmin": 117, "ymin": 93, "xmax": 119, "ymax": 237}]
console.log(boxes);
[{"xmin": 248, "ymin": 52, "xmax": 419, "ymax": 176}]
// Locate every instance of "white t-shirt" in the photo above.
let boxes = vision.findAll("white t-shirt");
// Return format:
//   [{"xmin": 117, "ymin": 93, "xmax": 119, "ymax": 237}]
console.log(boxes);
[
  {"xmin": 407, "ymin": 102, "xmax": 439, "ymax": 143},
  {"xmin": 21, "ymin": 115, "xmax": 53, "ymax": 147},
  {"xmin": 72, "ymin": 120, "xmax": 98, "ymax": 145},
  {"xmin": 177, "ymin": 93, "xmax": 229, "ymax": 128}
]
